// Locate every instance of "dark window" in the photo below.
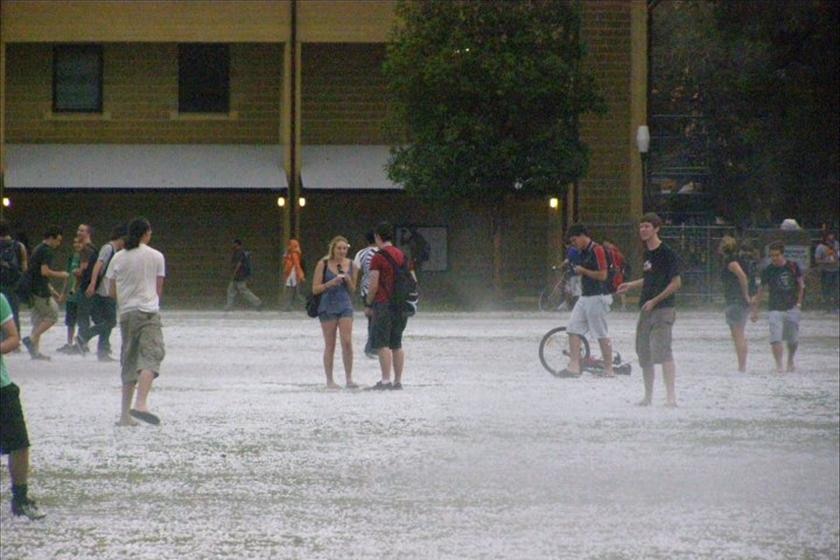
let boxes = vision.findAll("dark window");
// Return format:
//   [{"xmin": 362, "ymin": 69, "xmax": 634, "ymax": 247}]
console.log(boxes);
[
  {"xmin": 178, "ymin": 44, "xmax": 230, "ymax": 113},
  {"xmin": 53, "ymin": 45, "xmax": 103, "ymax": 113}
]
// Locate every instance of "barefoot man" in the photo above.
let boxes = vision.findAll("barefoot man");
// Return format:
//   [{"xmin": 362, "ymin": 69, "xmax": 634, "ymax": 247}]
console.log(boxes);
[
  {"xmin": 617, "ymin": 213, "xmax": 682, "ymax": 407},
  {"xmin": 106, "ymin": 217, "xmax": 166, "ymax": 426}
]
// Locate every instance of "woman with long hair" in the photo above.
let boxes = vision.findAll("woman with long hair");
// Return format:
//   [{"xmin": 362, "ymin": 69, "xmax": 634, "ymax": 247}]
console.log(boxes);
[
  {"xmin": 718, "ymin": 235, "xmax": 751, "ymax": 373},
  {"xmin": 312, "ymin": 236, "xmax": 357, "ymax": 389},
  {"xmin": 282, "ymin": 239, "xmax": 306, "ymax": 311}
]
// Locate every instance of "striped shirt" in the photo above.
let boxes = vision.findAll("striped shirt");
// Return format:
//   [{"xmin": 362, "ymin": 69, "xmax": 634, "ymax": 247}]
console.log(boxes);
[{"xmin": 353, "ymin": 246, "xmax": 378, "ymax": 297}]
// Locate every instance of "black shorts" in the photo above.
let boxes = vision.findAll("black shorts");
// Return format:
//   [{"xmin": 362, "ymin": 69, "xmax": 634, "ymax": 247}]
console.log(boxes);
[
  {"xmin": 0, "ymin": 383, "xmax": 31, "ymax": 455},
  {"xmin": 65, "ymin": 299, "xmax": 78, "ymax": 327},
  {"xmin": 369, "ymin": 302, "xmax": 407, "ymax": 351}
]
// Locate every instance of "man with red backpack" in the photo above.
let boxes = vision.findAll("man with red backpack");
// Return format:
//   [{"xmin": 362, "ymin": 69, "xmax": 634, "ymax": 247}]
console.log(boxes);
[{"xmin": 603, "ymin": 239, "xmax": 629, "ymax": 310}]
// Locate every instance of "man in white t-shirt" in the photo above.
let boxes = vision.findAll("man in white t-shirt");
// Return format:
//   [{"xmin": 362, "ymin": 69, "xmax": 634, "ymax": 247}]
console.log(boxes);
[{"xmin": 105, "ymin": 217, "xmax": 166, "ymax": 427}]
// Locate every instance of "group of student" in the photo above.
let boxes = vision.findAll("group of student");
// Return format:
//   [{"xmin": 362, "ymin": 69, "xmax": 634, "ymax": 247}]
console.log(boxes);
[
  {"xmin": 0, "ymin": 217, "xmax": 167, "ymax": 520},
  {"xmin": 555, "ymin": 212, "xmax": 811, "ymax": 408}
]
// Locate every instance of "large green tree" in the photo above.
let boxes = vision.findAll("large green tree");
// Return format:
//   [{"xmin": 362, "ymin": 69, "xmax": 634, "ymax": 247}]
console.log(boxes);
[
  {"xmin": 651, "ymin": 0, "xmax": 839, "ymax": 227},
  {"xmin": 383, "ymin": 0, "xmax": 603, "ymax": 292}
]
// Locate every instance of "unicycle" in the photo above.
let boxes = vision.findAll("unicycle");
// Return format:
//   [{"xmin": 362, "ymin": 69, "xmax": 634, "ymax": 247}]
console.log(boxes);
[
  {"xmin": 538, "ymin": 326, "xmax": 590, "ymax": 375},
  {"xmin": 539, "ymin": 326, "xmax": 632, "ymax": 377}
]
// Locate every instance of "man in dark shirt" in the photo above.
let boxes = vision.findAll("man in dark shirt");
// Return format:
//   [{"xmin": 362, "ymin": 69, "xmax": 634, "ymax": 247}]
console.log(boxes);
[
  {"xmin": 556, "ymin": 224, "xmax": 614, "ymax": 377},
  {"xmin": 224, "ymin": 239, "xmax": 263, "ymax": 311},
  {"xmin": 617, "ymin": 213, "xmax": 682, "ymax": 407},
  {"xmin": 22, "ymin": 227, "xmax": 69, "ymax": 360},
  {"xmin": 364, "ymin": 222, "xmax": 409, "ymax": 390},
  {"xmin": 73, "ymin": 224, "xmax": 98, "ymax": 355},
  {"xmin": 750, "ymin": 241, "xmax": 805, "ymax": 373}
]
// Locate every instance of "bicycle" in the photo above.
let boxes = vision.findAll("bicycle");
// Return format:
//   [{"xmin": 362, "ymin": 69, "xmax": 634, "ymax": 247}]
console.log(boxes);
[
  {"xmin": 538, "ymin": 325, "xmax": 632, "ymax": 377},
  {"xmin": 538, "ymin": 261, "xmax": 579, "ymax": 312}
]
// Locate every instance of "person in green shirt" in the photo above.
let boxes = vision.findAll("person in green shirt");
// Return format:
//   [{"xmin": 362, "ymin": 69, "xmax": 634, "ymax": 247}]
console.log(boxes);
[
  {"xmin": 57, "ymin": 237, "xmax": 82, "ymax": 354},
  {"xmin": 0, "ymin": 293, "xmax": 46, "ymax": 519}
]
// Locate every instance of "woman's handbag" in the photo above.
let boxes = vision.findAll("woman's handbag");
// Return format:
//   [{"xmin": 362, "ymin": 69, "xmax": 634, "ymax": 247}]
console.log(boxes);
[{"xmin": 305, "ymin": 259, "xmax": 327, "ymax": 318}]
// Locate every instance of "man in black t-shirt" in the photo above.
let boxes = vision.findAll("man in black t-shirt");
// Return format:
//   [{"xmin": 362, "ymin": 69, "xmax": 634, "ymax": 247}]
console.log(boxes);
[
  {"xmin": 750, "ymin": 241, "xmax": 805, "ymax": 373},
  {"xmin": 22, "ymin": 227, "xmax": 69, "ymax": 360},
  {"xmin": 617, "ymin": 213, "xmax": 682, "ymax": 407},
  {"xmin": 73, "ymin": 224, "xmax": 99, "ymax": 355}
]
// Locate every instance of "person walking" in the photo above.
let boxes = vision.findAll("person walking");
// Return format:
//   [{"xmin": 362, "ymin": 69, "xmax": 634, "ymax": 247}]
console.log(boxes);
[
  {"xmin": 105, "ymin": 217, "xmax": 166, "ymax": 426},
  {"xmin": 282, "ymin": 239, "xmax": 306, "ymax": 311},
  {"xmin": 225, "ymin": 239, "xmax": 262, "ymax": 311},
  {"xmin": 617, "ymin": 213, "xmax": 682, "ymax": 407},
  {"xmin": 555, "ymin": 224, "xmax": 614, "ymax": 377},
  {"xmin": 22, "ymin": 227, "xmax": 69, "ymax": 361},
  {"xmin": 718, "ymin": 236, "xmax": 751, "ymax": 373},
  {"xmin": 312, "ymin": 236, "xmax": 357, "ymax": 389},
  {"xmin": 0, "ymin": 219, "xmax": 28, "ymax": 336},
  {"xmin": 353, "ymin": 230, "xmax": 378, "ymax": 358},
  {"xmin": 78, "ymin": 224, "xmax": 127, "ymax": 361},
  {"xmin": 364, "ymin": 222, "xmax": 409, "ymax": 391},
  {"xmin": 57, "ymin": 237, "xmax": 83, "ymax": 354},
  {"xmin": 815, "ymin": 231, "xmax": 839, "ymax": 312},
  {"xmin": 73, "ymin": 224, "xmax": 99, "ymax": 354},
  {"xmin": 750, "ymin": 241, "xmax": 805, "ymax": 374},
  {"xmin": 0, "ymin": 293, "xmax": 46, "ymax": 519}
]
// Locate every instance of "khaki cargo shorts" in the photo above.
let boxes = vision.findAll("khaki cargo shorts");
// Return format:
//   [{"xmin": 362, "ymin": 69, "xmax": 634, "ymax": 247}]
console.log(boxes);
[
  {"xmin": 636, "ymin": 306, "xmax": 676, "ymax": 368},
  {"xmin": 32, "ymin": 295, "xmax": 59, "ymax": 325},
  {"xmin": 119, "ymin": 310, "xmax": 165, "ymax": 385}
]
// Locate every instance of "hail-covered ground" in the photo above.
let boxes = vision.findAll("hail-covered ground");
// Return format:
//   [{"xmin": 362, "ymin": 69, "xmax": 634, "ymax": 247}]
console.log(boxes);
[{"xmin": 1, "ymin": 309, "xmax": 838, "ymax": 560}]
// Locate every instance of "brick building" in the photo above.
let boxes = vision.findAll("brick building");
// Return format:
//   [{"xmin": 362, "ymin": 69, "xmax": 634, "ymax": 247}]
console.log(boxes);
[{"xmin": 0, "ymin": 0, "xmax": 647, "ymax": 307}]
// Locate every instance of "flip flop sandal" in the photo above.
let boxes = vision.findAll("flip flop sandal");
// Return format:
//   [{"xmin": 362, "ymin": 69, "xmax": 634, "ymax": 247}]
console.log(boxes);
[
  {"xmin": 553, "ymin": 368, "xmax": 581, "ymax": 378},
  {"xmin": 129, "ymin": 409, "xmax": 161, "ymax": 425}
]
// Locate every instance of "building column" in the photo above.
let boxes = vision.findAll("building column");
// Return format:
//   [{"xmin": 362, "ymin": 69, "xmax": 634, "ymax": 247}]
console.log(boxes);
[{"xmin": 629, "ymin": 0, "xmax": 648, "ymax": 219}]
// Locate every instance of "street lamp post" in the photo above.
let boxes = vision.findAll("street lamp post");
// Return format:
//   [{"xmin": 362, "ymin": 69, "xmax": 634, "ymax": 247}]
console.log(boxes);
[{"xmin": 636, "ymin": 125, "xmax": 651, "ymax": 211}]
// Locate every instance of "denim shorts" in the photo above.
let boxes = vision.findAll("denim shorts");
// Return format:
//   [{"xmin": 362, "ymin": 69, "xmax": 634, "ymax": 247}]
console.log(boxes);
[{"xmin": 319, "ymin": 309, "xmax": 354, "ymax": 323}]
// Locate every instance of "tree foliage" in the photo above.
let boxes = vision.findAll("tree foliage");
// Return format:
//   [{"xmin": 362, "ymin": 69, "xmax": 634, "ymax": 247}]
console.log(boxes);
[
  {"xmin": 652, "ymin": 0, "xmax": 839, "ymax": 226},
  {"xmin": 383, "ymin": 0, "xmax": 604, "ymax": 206}
]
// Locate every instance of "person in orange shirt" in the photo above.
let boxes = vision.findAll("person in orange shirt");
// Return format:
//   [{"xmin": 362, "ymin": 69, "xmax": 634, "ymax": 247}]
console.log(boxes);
[{"xmin": 283, "ymin": 239, "xmax": 306, "ymax": 311}]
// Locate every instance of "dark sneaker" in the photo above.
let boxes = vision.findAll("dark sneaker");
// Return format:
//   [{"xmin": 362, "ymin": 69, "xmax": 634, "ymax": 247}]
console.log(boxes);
[
  {"xmin": 32, "ymin": 352, "xmax": 52, "ymax": 361},
  {"xmin": 98, "ymin": 354, "xmax": 117, "ymax": 363},
  {"xmin": 12, "ymin": 499, "xmax": 46, "ymax": 520},
  {"xmin": 22, "ymin": 336, "xmax": 36, "ymax": 357},
  {"xmin": 74, "ymin": 335, "xmax": 89, "ymax": 356},
  {"xmin": 56, "ymin": 343, "xmax": 74, "ymax": 354},
  {"xmin": 390, "ymin": 382, "xmax": 403, "ymax": 390},
  {"xmin": 367, "ymin": 381, "xmax": 392, "ymax": 391}
]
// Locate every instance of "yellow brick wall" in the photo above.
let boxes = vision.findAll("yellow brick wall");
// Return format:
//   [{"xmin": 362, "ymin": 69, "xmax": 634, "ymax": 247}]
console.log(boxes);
[
  {"xmin": 578, "ymin": 0, "xmax": 634, "ymax": 224},
  {"xmin": 5, "ymin": 43, "xmax": 283, "ymax": 144},
  {"xmin": 301, "ymin": 43, "xmax": 389, "ymax": 145}
]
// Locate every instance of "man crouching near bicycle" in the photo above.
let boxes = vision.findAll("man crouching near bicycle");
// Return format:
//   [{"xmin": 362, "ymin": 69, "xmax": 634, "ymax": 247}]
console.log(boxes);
[{"xmin": 557, "ymin": 224, "xmax": 614, "ymax": 377}]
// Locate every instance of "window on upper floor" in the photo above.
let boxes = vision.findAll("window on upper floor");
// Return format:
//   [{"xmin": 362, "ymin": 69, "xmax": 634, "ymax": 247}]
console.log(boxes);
[
  {"xmin": 178, "ymin": 44, "xmax": 230, "ymax": 114},
  {"xmin": 53, "ymin": 45, "xmax": 103, "ymax": 113}
]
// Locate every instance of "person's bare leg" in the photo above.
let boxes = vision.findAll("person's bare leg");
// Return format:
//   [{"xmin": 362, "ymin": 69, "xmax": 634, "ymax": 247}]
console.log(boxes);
[
  {"xmin": 8, "ymin": 448, "xmax": 29, "ymax": 486},
  {"xmin": 638, "ymin": 366, "xmax": 654, "ymax": 406},
  {"xmin": 598, "ymin": 338, "xmax": 614, "ymax": 375},
  {"xmin": 133, "ymin": 370, "xmax": 156, "ymax": 412},
  {"xmin": 118, "ymin": 383, "xmax": 137, "ymax": 426},
  {"xmin": 730, "ymin": 324, "xmax": 748, "ymax": 372},
  {"xmin": 321, "ymin": 321, "xmax": 340, "ymax": 388},
  {"xmin": 378, "ymin": 347, "xmax": 393, "ymax": 384},
  {"xmin": 786, "ymin": 342, "xmax": 798, "ymax": 372},
  {"xmin": 662, "ymin": 360, "xmax": 677, "ymax": 407},
  {"xmin": 30, "ymin": 320, "xmax": 55, "ymax": 351},
  {"xmin": 392, "ymin": 348, "xmax": 405, "ymax": 385},
  {"xmin": 568, "ymin": 334, "xmax": 582, "ymax": 374},
  {"xmin": 771, "ymin": 342, "xmax": 784, "ymax": 373},
  {"xmin": 338, "ymin": 317, "xmax": 354, "ymax": 385}
]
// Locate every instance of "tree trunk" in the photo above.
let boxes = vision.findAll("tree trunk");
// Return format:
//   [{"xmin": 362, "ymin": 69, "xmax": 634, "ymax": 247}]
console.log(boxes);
[{"xmin": 491, "ymin": 201, "xmax": 505, "ymax": 302}]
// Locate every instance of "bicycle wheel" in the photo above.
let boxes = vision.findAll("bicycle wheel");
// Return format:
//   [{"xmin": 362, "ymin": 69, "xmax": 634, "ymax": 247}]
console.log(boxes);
[
  {"xmin": 538, "ymin": 285, "xmax": 564, "ymax": 312},
  {"xmin": 538, "ymin": 326, "xmax": 591, "ymax": 375}
]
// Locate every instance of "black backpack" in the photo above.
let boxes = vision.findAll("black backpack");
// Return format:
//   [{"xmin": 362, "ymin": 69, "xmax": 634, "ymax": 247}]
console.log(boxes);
[
  {"xmin": 378, "ymin": 248, "xmax": 419, "ymax": 316},
  {"xmin": 241, "ymin": 251, "xmax": 253, "ymax": 278},
  {"xmin": 0, "ymin": 240, "xmax": 23, "ymax": 288}
]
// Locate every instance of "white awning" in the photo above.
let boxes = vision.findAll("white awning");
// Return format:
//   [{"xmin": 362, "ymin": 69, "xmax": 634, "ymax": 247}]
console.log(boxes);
[
  {"xmin": 301, "ymin": 145, "xmax": 401, "ymax": 190},
  {"xmin": 5, "ymin": 144, "xmax": 287, "ymax": 190}
]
